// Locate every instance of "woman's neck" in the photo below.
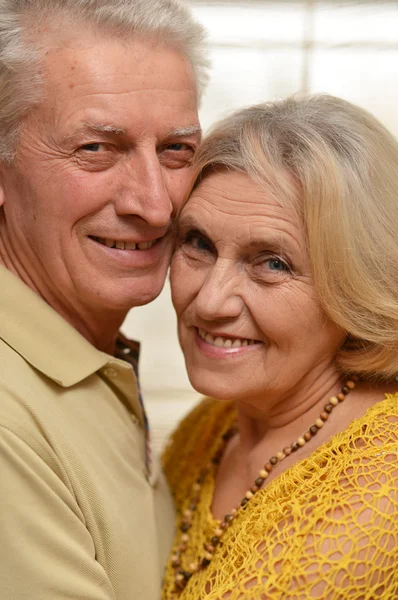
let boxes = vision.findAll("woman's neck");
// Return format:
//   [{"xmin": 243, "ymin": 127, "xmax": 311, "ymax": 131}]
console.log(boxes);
[{"xmin": 235, "ymin": 366, "xmax": 343, "ymax": 456}]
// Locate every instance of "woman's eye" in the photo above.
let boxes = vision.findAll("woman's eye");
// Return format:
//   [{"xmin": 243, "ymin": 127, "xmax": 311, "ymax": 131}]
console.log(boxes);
[
  {"xmin": 266, "ymin": 258, "xmax": 289, "ymax": 271},
  {"xmin": 187, "ymin": 234, "xmax": 211, "ymax": 252},
  {"xmin": 180, "ymin": 230, "xmax": 214, "ymax": 254},
  {"xmin": 253, "ymin": 256, "xmax": 291, "ymax": 281}
]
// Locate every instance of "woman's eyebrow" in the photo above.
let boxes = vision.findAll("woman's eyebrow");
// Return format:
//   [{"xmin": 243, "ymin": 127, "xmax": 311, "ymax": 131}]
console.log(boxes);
[
  {"xmin": 246, "ymin": 236, "xmax": 297, "ymax": 255},
  {"xmin": 177, "ymin": 214, "xmax": 208, "ymax": 232}
]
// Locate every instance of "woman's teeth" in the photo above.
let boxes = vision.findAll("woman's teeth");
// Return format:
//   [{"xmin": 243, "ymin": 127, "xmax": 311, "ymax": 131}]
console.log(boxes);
[
  {"xmin": 198, "ymin": 328, "xmax": 257, "ymax": 348},
  {"xmin": 93, "ymin": 237, "xmax": 155, "ymax": 250}
]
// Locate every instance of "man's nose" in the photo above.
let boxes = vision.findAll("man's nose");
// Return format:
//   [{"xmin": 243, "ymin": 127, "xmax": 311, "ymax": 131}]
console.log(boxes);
[
  {"xmin": 195, "ymin": 260, "xmax": 244, "ymax": 322},
  {"xmin": 115, "ymin": 152, "xmax": 173, "ymax": 228}
]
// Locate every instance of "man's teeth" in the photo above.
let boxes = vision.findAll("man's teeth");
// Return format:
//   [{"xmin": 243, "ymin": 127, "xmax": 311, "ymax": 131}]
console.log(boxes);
[
  {"xmin": 198, "ymin": 329, "xmax": 257, "ymax": 348},
  {"xmin": 96, "ymin": 238, "xmax": 155, "ymax": 250}
]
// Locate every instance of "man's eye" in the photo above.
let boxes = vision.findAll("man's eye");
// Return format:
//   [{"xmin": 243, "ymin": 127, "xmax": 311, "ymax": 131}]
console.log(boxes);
[
  {"xmin": 80, "ymin": 143, "xmax": 103, "ymax": 152},
  {"xmin": 167, "ymin": 143, "xmax": 191, "ymax": 152}
]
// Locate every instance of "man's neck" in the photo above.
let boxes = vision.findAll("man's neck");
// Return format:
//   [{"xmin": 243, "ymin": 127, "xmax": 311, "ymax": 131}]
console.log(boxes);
[{"xmin": 0, "ymin": 251, "xmax": 126, "ymax": 354}]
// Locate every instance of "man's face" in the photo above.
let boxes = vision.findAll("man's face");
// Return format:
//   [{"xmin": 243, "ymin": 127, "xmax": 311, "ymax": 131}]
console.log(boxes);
[{"xmin": 0, "ymin": 33, "xmax": 200, "ymax": 316}]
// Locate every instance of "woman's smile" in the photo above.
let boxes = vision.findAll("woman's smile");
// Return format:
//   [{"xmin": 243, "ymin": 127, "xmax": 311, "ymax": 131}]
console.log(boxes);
[{"xmin": 195, "ymin": 327, "xmax": 263, "ymax": 357}]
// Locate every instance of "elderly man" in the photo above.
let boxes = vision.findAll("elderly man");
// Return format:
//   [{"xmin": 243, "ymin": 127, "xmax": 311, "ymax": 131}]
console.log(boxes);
[{"xmin": 0, "ymin": 0, "xmax": 207, "ymax": 598}]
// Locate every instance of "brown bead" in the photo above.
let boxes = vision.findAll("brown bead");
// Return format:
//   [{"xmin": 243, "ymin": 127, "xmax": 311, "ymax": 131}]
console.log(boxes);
[
  {"xmin": 283, "ymin": 446, "xmax": 292, "ymax": 456},
  {"xmin": 291, "ymin": 441, "xmax": 300, "ymax": 452},
  {"xmin": 204, "ymin": 544, "xmax": 215, "ymax": 553},
  {"xmin": 346, "ymin": 380, "xmax": 356, "ymax": 389},
  {"xmin": 241, "ymin": 498, "xmax": 249, "ymax": 507},
  {"xmin": 342, "ymin": 385, "xmax": 350, "ymax": 394},
  {"xmin": 303, "ymin": 431, "xmax": 312, "ymax": 442},
  {"xmin": 211, "ymin": 536, "xmax": 220, "ymax": 546},
  {"xmin": 250, "ymin": 485, "xmax": 259, "ymax": 493},
  {"xmin": 337, "ymin": 392, "xmax": 345, "ymax": 402},
  {"xmin": 180, "ymin": 523, "xmax": 191, "ymax": 532},
  {"xmin": 201, "ymin": 558, "xmax": 211, "ymax": 568},
  {"xmin": 204, "ymin": 552, "xmax": 213, "ymax": 561},
  {"xmin": 220, "ymin": 521, "xmax": 228, "ymax": 529},
  {"xmin": 320, "ymin": 411, "xmax": 329, "ymax": 422},
  {"xmin": 175, "ymin": 579, "xmax": 186, "ymax": 590},
  {"xmin": 255, "ymin": 477, "xmax": 265, "ymax": 487},
  {"xmin": 270, "ymin": 456, "xmax": 279, "ymax": 466},
  {"xmin": 351, "ymin": 374, "xmax": 360, "ymax": 382},
  {"xmin": 324, "ymin": 403, "xmax": 333, "ymax": 413},
  {"xmin": 222, "ymin": 428, "xmax": 236, "ymax": 441},
  {"xmin": 225, "ymin": 513, "xmax": 234, "ymax": 522},
  {"xmin": 171, "ymin": 555, "xmax": 181, "ymax": 568},
  {"xmin": 264, "ymin": 463, "xmax": 273, "ymax": 472},
  {"xmin": 309, "ymin": 425, "xmax": 318, "ymax": 435}
]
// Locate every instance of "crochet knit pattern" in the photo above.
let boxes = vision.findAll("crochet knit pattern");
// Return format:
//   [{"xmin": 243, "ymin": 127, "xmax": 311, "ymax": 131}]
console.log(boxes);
[{"xmin": 162, "ymin": 393, "xmax": 398, "ymax": 599}]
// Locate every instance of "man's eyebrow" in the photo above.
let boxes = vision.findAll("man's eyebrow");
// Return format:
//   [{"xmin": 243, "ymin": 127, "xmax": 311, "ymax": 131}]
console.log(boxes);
[
  {"xmin": 61, "ymin": 123, "xmax": 127, "ymax": 145},
  {"xmin": 168, "ymin": 125, "xmax": 202, "ymax": 138},
  {"xmin": 85, "ymin": 123, "xmax": 126, "ymax": 135}
]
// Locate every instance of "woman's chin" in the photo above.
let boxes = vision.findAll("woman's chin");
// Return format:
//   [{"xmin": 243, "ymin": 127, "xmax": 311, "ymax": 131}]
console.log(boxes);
[{"xmin": 187, "ymin": 373, "xmax": 238, "ymax": 401}]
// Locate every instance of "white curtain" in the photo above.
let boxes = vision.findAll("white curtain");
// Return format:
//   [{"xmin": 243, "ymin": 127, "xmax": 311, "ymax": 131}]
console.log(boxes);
[{"xmin": 124, "ymin": 0, "xmax": 398, "ymax": 450}]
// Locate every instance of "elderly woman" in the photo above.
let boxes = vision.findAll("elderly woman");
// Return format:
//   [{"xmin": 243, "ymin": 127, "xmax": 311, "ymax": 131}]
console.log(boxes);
[{"xmin": 162, "ymin": 95, "xmax": 398, "ymax": 600}]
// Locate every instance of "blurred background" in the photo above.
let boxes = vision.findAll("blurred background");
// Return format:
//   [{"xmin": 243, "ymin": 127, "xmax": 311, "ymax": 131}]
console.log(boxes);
[{"xmin": 123, "ymin": 0, "xmax": 398, "ymax": 451}]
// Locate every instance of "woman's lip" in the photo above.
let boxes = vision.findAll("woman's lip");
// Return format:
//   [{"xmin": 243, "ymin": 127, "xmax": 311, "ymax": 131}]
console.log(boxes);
[
  {"xmin": 197, "ymin": 328, "xmax": 259, "ymax": 342},
  {"xmin": 194, "ymin": 329, "xmax": 261, "ymax": 358}
]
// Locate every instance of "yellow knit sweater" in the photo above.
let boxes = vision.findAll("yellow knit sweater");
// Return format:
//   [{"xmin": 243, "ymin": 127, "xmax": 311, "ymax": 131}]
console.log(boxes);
[{"xmin": 162, "ymin": 393, "xmax": 398, "ymax": 600}]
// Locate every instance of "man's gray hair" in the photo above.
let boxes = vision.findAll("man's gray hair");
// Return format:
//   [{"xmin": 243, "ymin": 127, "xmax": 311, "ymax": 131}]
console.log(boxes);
[{"xmin": 0, "ymin": 0, "xmax": 209, "ymax": 161}]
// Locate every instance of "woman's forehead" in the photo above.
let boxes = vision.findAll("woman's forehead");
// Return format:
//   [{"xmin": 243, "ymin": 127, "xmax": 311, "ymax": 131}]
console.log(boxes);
[{"xmin": 180, "ymin": 171, "xmax": 305, "ymax": 252}]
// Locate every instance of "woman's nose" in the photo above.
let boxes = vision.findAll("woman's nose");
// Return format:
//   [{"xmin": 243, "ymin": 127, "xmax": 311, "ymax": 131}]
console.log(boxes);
[{"xmin": 194, "ymin": 260, "xmax": 244, "ymax": 321}]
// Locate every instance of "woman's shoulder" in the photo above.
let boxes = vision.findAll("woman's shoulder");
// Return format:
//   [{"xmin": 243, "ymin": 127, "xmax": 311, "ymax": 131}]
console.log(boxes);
[
  {"xmin": 339, "ymin": 391, "xmax": 398, "ymax": 449},
  {"xmin": 162, "ymin": 397, "xmax": 235, "ymax": 503}
]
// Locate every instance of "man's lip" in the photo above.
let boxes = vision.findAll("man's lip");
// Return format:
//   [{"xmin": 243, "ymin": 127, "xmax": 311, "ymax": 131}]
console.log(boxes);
[{"xmin": 88, "ymin": 234, "xmax": 164, "ymax": 244}]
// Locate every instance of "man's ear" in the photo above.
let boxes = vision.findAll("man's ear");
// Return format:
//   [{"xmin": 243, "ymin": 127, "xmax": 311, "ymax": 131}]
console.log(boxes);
[{"xmin": 0, "ymin": 163, "xmax": 6, "ymax": 208}]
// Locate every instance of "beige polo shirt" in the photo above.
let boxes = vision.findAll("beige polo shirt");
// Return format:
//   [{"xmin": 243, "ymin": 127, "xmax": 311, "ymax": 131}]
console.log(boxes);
[{"xmin": 0, "ymin": 266, "xmax": 174, "ymax": 600}]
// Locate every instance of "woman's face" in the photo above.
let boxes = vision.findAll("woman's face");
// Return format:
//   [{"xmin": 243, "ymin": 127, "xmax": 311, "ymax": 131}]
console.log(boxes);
[{"xmin": 171, "ymin": 170, "xmax": 345, "ymax": 404}]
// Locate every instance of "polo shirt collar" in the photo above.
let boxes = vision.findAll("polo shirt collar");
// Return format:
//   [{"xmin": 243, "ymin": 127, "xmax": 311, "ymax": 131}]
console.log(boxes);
[{"xmin": 0, "ymin": 266, "xmax": 110, "ymax": 387}]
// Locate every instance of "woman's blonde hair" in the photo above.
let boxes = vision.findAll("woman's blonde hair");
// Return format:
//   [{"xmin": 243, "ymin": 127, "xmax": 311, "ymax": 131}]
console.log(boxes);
[{"xmin": 191, "ymin": 95, "xmax": 398, "ymax": 380}]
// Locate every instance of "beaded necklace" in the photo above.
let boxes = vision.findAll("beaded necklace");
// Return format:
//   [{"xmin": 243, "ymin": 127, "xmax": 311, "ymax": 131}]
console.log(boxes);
[{"xmin": 172, "ymin": 377, "xmax": 359, "ymax": 592}]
